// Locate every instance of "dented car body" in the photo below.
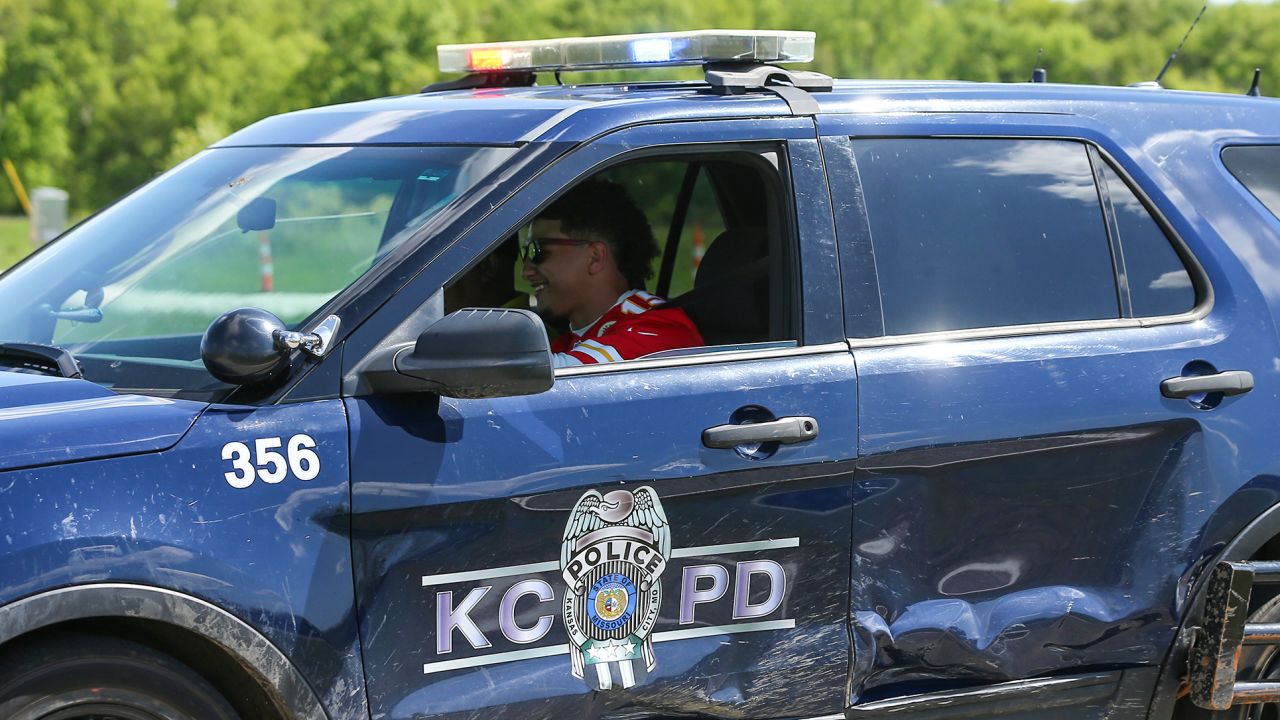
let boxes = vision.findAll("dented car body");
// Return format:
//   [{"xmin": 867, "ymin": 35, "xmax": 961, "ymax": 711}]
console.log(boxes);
[{"xmin": 3, "ymin": 29, "xmax": 1280, "ymax": 720}]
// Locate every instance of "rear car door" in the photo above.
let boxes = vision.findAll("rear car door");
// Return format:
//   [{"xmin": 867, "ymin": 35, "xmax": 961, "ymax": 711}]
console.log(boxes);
[
  {"xmin": 343, "ymin": 118, "xmax": 857, "ymax": 719},
  {"xmin": 822, "ymin": 117, "xmax": 1280, "ymax": 715}
]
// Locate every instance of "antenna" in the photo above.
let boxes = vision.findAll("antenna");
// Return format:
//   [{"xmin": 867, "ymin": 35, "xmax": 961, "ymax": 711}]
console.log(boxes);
[
  {"xmin": 1154, "ymin": 3, "xmax": 1208, "ymax": 86},
  {"xmin": 1030, "ymin": 48, "xmax": 1046, "ymax": 83},
  {"xmin": 1248, "ymin": 68, "xmax": 1262, "ymax": 97}
]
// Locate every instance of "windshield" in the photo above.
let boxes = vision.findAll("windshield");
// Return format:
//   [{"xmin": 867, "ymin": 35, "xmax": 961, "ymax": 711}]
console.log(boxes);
[{"xmin": 0, "ymin": 145, "xmax": 515, "ymax": 399}]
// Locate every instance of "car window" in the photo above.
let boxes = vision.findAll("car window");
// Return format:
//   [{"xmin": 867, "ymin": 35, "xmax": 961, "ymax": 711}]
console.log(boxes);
[
  {"xmin": 57, "ymin": 175, "xmax": 399, "ymax": 340},
  {"xmin": 0, "ymin": 145, "xmax": 514, "ymax": 398},
  {"xmin": 1222, "ymin": 145, "xmax": 1280, "ymax": 220},
  {"xmin": 1099, "ymin": 162, "xmax": 1196, "ymax": 317},
  {"xmin": 445, "ymin": 150, "xmax": 795, "ymax": 365},
  {"xmin": 853, "ymin": 138, "xmax": 1121, "ymax": 335}
]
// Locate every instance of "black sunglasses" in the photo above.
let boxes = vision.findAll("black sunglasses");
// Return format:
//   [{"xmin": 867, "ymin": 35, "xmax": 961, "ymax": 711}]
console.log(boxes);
[{"xmin": 520, "ymin": 237, "xmax": 594, "ymax": 264}]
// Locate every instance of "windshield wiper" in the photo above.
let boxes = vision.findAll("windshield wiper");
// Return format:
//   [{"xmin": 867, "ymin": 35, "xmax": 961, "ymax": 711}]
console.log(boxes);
[{"xmin": 0, "ymin": 342, "xmax": 84, "ymax": 379}]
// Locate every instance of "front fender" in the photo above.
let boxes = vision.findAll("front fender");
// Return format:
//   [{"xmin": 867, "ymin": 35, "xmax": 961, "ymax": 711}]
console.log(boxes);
[{"xmin": 0, "ymin": 582, "xmax": 327, "ymax": 720}]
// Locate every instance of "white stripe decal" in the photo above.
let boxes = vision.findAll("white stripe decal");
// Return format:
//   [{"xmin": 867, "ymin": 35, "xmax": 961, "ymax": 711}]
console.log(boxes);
[
  {"xmin": 421, "ymin": 560, "xmax": 560, "ymax": 586},
  {"xmin": 424, "ymin": 643, "xmax": 568, "ymax": 674},
  {"xmin": 653, "ymin": 619, "xmax": 796, "ymax": 642},
  {"xmin": 421, "ymin": 620, "xmax": 795, "ymax": 674},
  {"xmin": 421, "ymin": 538, "xmax": 799, "ymax": 585},
  {"xmin": 670, "ymin": 538, "xmax": 800, "ymax": 557}
]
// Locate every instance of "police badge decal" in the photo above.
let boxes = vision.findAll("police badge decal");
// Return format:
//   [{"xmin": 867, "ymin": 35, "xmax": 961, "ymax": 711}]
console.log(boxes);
[{"xmin": 561, "ymin": 486, "xmax": 670, "ymax": 690}]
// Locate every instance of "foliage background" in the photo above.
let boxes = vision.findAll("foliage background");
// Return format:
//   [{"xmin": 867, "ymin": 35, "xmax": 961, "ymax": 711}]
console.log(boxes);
[{"xmin": 1, "ymin": 0, "xmax": 1278, "ymax": 217}]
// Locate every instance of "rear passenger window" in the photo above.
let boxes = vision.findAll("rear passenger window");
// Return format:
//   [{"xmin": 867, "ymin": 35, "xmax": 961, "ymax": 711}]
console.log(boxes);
[
  {"xmin": 1223, "ymin": 146, "xmax": 1280, "ymax": 220},
  {"xmin": 854, "ymin": 138, "xmax": 1119, "ymax": 335},
  {"xmin": 1099, "ymin": 163, "xmax": 1195, "ymax": 317}
]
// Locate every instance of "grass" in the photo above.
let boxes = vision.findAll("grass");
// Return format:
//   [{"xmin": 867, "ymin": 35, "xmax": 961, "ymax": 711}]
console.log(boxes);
[{"xmin": 0, "ymin": 216, "xmax": 31, "ymax": 272}]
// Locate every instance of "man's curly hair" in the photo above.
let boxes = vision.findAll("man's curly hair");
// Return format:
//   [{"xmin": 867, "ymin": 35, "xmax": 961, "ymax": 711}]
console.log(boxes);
[{"xmin": 538, "ymin": 179, "xmax": 658, "ymax": 289}]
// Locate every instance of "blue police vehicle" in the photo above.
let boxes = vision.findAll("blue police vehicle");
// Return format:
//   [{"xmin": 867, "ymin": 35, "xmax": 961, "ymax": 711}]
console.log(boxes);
[{"xmin": 1, "ymin": 27, "xmax": 1279, "ymax": 720}]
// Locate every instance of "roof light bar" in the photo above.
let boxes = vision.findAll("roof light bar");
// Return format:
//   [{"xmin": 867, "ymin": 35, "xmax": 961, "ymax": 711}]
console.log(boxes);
[{"xmin": 438, "ymin": 30, "xmax": 815, "ymax": 74}]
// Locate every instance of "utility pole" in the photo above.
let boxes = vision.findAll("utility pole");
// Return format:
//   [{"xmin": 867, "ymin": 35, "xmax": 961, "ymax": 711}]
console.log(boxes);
[{"xmin": 2, "ymin": 158, "xmax": 32, "ymax": 217}]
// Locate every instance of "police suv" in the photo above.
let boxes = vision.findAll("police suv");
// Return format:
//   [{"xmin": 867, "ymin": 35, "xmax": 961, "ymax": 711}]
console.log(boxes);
[{"xmin": 0, "ymin": 28, "xmax": 1279, "ymax": 720}]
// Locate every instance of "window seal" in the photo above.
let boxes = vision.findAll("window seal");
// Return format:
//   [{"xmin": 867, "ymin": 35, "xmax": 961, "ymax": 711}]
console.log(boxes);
[
  {"xmin": 846, "ymin": 311, "xmax": 1208, "ymax": 350},
  {"xmin": 1088, "ymin": 144, "xmax": 1134, "ymax": 318},
  {"xmin": 555, "ymin": 340, "xmax": 846, "ymax": 377}
]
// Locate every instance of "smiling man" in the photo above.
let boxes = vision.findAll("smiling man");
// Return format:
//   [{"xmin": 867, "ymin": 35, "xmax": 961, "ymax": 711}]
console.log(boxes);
[{"xmin": 522, "ymin": 179, "xmax": 703, "ymax": 368}]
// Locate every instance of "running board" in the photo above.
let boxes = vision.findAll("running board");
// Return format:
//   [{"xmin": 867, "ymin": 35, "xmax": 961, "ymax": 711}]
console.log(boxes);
[{"xmin": 1190, "ymin": 560, "xmax": 1280, "ymax": 709}]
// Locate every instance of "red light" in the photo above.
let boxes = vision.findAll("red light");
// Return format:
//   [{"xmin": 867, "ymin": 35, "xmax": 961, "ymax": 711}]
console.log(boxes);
[{"xmin": 469, "ymin": 49, "xmax": 508, "ymax": 71}]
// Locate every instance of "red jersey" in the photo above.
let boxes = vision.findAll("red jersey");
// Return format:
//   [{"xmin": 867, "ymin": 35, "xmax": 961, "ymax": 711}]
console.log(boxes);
[{"xmin": 550, "ymin": 290, "xmax": 703, "ymax": 367}]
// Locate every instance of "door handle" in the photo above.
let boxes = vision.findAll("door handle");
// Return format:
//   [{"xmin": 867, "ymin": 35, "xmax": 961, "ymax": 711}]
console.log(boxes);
[
  {"xmin": 1161, "ymin": 370, "xmax": 1254, "ymax": 399},
  {"xmin": 702, "ymin": 416, "xmax": 819, "ymax": 449}
]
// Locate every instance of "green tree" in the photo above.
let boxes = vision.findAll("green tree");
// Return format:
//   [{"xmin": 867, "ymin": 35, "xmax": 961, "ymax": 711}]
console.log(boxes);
[{"xmin": 4, "ymin": 0, "xmax": 1280, "ymax": 217}]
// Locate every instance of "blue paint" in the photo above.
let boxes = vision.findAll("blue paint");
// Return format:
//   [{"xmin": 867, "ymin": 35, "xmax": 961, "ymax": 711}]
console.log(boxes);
[
  {"xmin": 1, "ymin": 69, "xmax": 1279, "ymax": 720},
  {"xmin": 0, "ymin": 372, "xmax": 202, "ymax": 471}
]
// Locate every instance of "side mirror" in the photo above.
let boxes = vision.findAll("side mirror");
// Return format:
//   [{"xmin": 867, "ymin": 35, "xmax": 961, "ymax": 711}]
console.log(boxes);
[
  {"xmin": 202, "ymin": 308, "xmax": 339, "ymax": 386},
  {"xmin": 360, "ymin": 308, "xmax": 553, "ymax": 398}
]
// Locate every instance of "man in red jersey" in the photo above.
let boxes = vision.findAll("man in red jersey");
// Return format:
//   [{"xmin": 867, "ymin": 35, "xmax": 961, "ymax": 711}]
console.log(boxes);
[{"xmin": 522, "ymin": 179, "xmax": 703, "ymax": 368}]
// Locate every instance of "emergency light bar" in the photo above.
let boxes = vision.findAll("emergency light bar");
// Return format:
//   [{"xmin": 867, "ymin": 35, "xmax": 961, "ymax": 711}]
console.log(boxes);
[{"xmin": 437, "ymin": 30, "xmax": 815, "ymax": 74}]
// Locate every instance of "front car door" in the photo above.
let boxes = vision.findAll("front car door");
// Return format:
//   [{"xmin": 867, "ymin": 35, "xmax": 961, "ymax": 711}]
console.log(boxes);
[{"xmin": 343, "ymin": 118, "xmax": 858, "ymax": 719}]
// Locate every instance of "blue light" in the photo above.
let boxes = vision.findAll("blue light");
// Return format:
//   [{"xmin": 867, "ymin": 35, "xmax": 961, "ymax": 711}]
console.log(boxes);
[{"xmin": 631, "ymin": 38, "xmax": 672, "ymax": 63}]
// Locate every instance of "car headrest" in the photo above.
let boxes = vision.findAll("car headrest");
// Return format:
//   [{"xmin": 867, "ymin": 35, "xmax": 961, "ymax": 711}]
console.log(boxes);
[
  {"xmin": 673, "ymin": 228, "xmax": 770, "ymax": 345},
  {"xmin": 695, "ymin": 227, "xmax": 769, "ymax": 289}
]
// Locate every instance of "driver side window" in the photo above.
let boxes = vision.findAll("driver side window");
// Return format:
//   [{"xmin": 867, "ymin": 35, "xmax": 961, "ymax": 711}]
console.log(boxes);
[{"xmin": 443, "ymin": 148, "xmax": 797, "ymax": 367}]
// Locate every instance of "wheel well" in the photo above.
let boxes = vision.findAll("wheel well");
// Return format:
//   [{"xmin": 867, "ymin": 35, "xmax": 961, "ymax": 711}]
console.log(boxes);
[
  {"xmin": 1148, "ymin": 506, "xmax": 1280, "ymax": 719},
  {"xmin": 0, "ymin": 617, "xmax": 285, "ymax": 720}
]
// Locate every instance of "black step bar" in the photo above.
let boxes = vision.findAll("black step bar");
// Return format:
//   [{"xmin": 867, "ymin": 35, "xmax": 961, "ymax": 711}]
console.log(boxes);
[{"xmin": 1191, "ymin": 561, "xmax": 1280, "ymax": 709}]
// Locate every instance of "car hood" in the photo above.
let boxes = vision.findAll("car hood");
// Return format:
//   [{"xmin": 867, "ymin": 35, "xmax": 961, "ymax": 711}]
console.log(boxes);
[{"xmin": 0, "ymin": 371, "xmax": 205, "ymax": 472}]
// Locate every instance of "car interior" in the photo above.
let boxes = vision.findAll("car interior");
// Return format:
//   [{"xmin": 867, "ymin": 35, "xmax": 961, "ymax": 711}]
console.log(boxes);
[{"xmin": 444, "ymin": 149, "xmax": 798, "ymax": 361}]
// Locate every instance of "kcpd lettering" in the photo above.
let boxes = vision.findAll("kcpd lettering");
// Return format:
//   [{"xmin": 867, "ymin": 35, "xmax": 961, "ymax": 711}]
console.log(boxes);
[{"xmin": 431, "ymin": 559, "xmax": 788, "ymax": 658}]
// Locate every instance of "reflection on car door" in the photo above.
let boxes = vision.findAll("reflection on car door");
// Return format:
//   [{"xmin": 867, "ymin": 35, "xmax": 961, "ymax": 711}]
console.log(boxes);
[{"xmin": 825, "ymin": 130, "xmax": 1279, "ymax": 712}]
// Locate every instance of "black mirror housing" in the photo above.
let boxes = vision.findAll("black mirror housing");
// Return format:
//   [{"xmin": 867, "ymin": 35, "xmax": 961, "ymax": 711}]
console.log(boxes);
[
  {"xmin": 392, "ymin": 308, "xmax": 553, "ymax": 398},
  {"xmin": 201, "ymin": 307, "xmax": 292, "ymax": 386}
]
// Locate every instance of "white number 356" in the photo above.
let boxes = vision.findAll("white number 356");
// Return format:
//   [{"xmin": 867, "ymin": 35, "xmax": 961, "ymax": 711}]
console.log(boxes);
[{"xmin": 221, "ymin": 435, "xmax": 321, "ymax": 489}]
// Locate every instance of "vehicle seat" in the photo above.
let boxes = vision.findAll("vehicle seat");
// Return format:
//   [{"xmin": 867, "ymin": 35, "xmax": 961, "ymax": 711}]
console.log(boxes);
[{"xmin": 672, "ymin": 228, "xmax": 770, "ymax": 346}]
